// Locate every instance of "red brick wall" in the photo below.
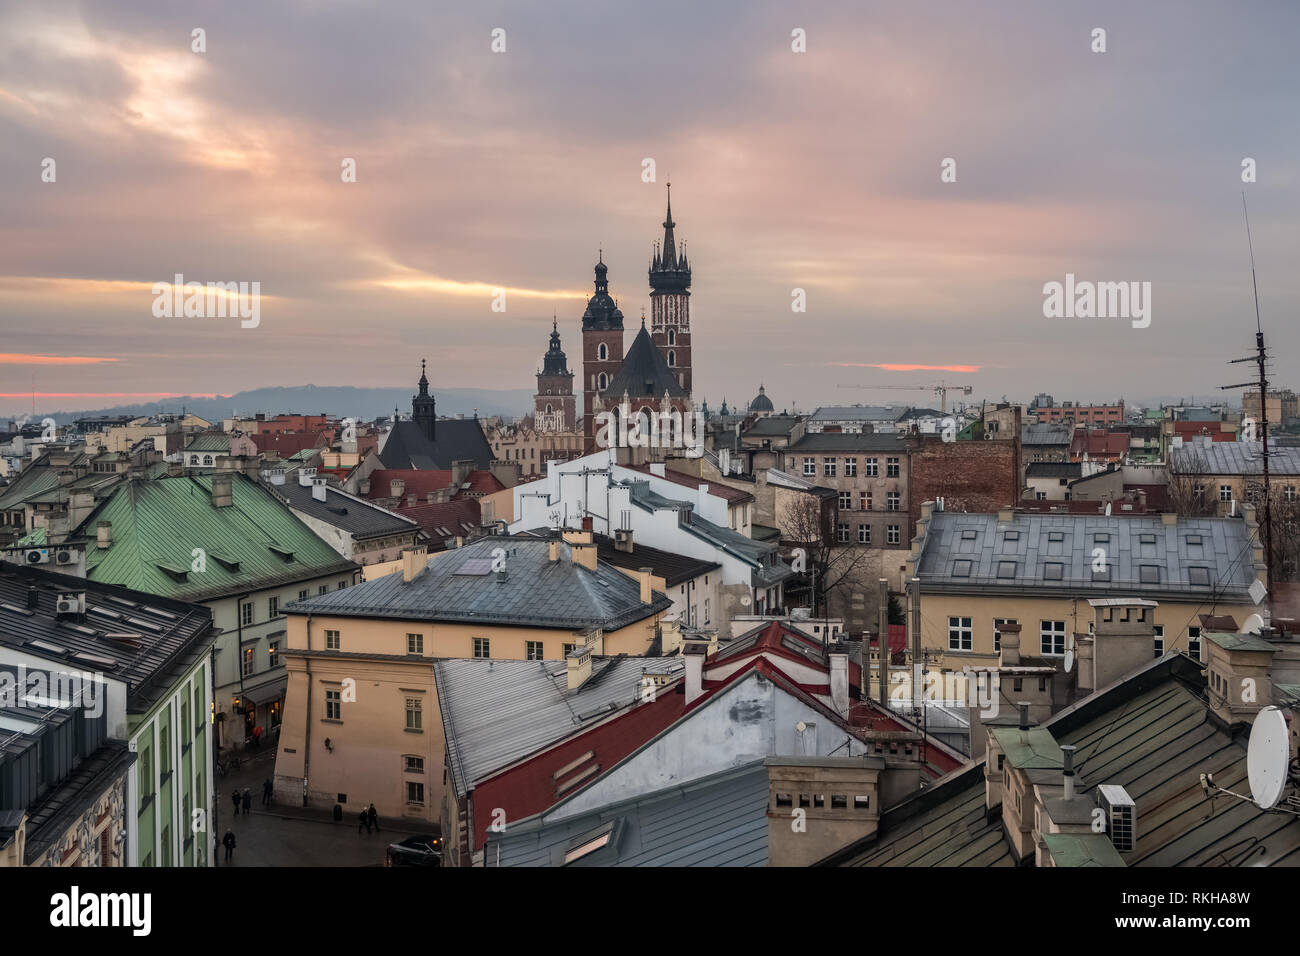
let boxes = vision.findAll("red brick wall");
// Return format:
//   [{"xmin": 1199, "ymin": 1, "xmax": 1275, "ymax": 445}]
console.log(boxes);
[{"xmin": 907, "ymin": 431, "xmax": 1022, "ymax": 538}]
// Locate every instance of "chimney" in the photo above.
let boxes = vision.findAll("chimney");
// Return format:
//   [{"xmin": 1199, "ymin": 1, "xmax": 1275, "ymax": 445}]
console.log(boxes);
[
  {"xmin": 1061, "ymin": 744, "xmax": 1077, "ymax": 801},
  {"xmin": 266, "ymin": 468, "xmax": 285, "ymax": 486},
  {"xmin": 311, "ymin": 478, "xmax": 328, "ymax": 502},
  {"xmin": 96, "ymin": 520, "xmax": 113, "ymax": 549},
  {"xmin": 572, "ymin": 542, "xmax": 597, "ymax": 571},
  {"xmin": 998, "ymin": 508, "xmax": 1014, "ymax": 523},
  {"xmin": 877, "ymin": 578, "xmax": 890, "ymax": 706},
  {"xmin": 407, "ymin": 494, "xmax": 417, "ymax": 507},
  {"xmin": 167, "ymin": 459, "xmax": 183, "ymax": 477},
  {"xmin": 828, "ymin": 643, "xmax": 849, "ymax": 717},
  {"xmin": 684, "ymin": 643, "xmax": 706, "ymax": 704},
  {"xmin": 614, "ymin": 528, "xmax": 634, "ymax": 553},
  {"xmin": 1018, "ymin": 701, "xmax": 1030, "ymax": 730},
  {"xmin": 211, "ymin": 474, "xmax": 233, "ymax": 508},
  {"xmin": 1161, "ymin": 511, "xmax": 1177, "ymax": 526},
  {"xmin": 451, "ymin": 459, "xmax": 473, "ymax": 488},
  {"xmin": 998, "ymin": 622, "xmax": 1022, "ymax": 666},
  {"xmin": 548, "ymin": 540, "xmax": 560, "ymax": 562},
  {"xmin": 566, "ymin": 645, "xmax": 593, "ymax": 691},
  {"xmin": 638, "ymin": 567, "xmax": 653, "ymax": 604},
  {"xmin": 426, "ymin": 492, "xmax": 436, "ymax": 504},
  {"xmin": 297, "ymin": 467, "xmax": 317, "ymax": 487},
  {"xmin": 402, "ymin": 545, "xmax": 428, "ymax": 583},
  {"xmin": 389, "ymin": 478, "xmax": 405, "ymax": 499}
]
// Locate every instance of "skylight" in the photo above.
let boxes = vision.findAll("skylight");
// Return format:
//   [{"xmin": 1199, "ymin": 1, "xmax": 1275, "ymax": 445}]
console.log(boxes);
[{"xmin": 1043, "ymin": 563, "xmax": 1064, "ymax": 581}]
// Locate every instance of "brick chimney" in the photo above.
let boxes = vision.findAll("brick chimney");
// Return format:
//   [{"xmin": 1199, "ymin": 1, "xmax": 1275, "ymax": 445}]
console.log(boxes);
[
  {"xmin": 211, "ymin": 474, "xmax": 234, "ymax": 508},
  {"xmin": 566, "ymin": 645, "xmax": 593, "ymax": 691},
  {"xmin": 311, "ymin": 478, "xmax": 328, "ymax": 502},
  {"xmin": 998, "ymin": 622, "xmax": 1022, "ymax": 666},
  {"xmin": 402, "ymin": 545, "xmax": 428, "ymax": 583},
  {"xmin": 389, "ymin": 478, "xmax": 405, "ymax": 499},
  {"xmin": 451, "ymin": 459, "xmax": 474, "ymax": 489},
  {"xmin": 96, "ymin": 520, "xmax": 112, "ymax": 549},
  {"xmin": 638, "ymin": 567, "xmax": 653, "ymax": 604},
  {"xmin": 828, "ymin": 643, "xmax": 850, "ymax": 717},
  {"xmin": 684, "ymin": 643, "xmax": 706, "ymax": 704}
]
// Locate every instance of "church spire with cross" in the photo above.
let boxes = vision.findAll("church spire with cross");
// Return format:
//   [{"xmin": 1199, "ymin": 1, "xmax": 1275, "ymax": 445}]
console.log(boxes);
[{"xmin": 647, "ymin": 182, "xmax": 693, "ymax": 396}]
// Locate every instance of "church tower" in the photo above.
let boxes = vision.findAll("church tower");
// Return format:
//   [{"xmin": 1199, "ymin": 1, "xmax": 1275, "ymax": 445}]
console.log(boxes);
[
  {"xmin": 535, "ymin": 317, "xmax": 575, "ymax": 431},
  {"xmin": 649, "ymin": 183, "xmax": 692, "ymax": 395},
  {"xmin": 581, "ymin": 253, "xmax": 625, "ymax": 450},
  {"xmin": 412, "ymin": 358, "xmax": 436, "ymax": 441}
]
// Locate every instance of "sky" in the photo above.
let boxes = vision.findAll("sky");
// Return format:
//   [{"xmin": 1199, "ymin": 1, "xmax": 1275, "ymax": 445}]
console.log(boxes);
[{"xmin": 1, "ymin": 0, "xmax": 1298, "ymax": 419}]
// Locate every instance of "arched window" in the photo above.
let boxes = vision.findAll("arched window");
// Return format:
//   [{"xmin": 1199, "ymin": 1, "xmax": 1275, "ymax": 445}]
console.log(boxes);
[
  {"xmin": 190, "ymin": 455, "xmax": 199, "ymax": 464},
  {"xmin": 667, "ymin": 329, "xmax": 676, "ymax": 345},
  {"xmin": 667, "ymin": 350, "xmax": 676, "ymax": 367},
  {"xmin": 545, "ymin": 404, "xmax": 553, "ymax": 414},
  {"xmin": 203, "ymin": 455, "xmax": 213, "ymax": 465},
  {"xmin": 598, "ymin": 343, "xmax": 608, "ymax": 361},
  {"xmin": 598, "ymin": 372, "xmax": 607, "ymax": 390}
]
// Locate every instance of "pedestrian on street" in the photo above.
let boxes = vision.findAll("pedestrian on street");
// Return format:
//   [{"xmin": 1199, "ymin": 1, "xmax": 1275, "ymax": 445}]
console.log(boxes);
[
  {"xmin": 367, "ymin": 803, "xmax": 379, "ymax": 833},
  {"xmin": 242, "ymin": 787, "xmax": 252, "ymax": 815},
  {"xmin": 253, "ymin": 725, "xmax": 263, "ymax": 749},
  {"xmin": 262, "ymin": 778, "xmax": 273, "ymax": 806},
  {"xmin": 231, "ymin": 788, "xmax": 241, "ymax": 817},
  {"xmin": 222, "ymin": 829, "xmax": 236, "ymax": 862},
  {"xmin": 358, "ymin": 809, "xmax": 369, "ymax": 834}
]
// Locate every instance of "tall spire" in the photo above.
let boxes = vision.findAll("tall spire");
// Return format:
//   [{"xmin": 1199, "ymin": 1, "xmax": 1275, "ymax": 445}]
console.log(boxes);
[
  {"xmin": 417, "ymin": 357, "xmax": 429, "ymax": 395},
  {"xmin": 661, "ymin": 183, "xmax": 676, "ymax": 269}
]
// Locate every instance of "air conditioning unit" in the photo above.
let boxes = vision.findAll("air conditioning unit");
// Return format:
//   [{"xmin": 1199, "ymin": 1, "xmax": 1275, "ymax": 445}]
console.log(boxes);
[
  {"xmin": 1096, "ymin": 784, "xmax": 1136, "ymax": 851},
  {"xmin": 25, "ymin": 548, "xmax": 49, "ymax": 564},
  {"xmin": 55, "ymin": 549, "xmax": 80, "ymax": 566},
  {"xmin": 56, "ymin": 592, "xmax": 85, "ymax": 616}
]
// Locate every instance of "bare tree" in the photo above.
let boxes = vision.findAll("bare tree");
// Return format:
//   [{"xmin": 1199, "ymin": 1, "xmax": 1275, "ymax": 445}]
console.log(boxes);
[
  {"xmin": 780, "ymin": 494, "xmax": 880, "ymax": 622},
  {"xmin": 1166, "ymin": 447, "xmax": 1217, "ymax": 516}
]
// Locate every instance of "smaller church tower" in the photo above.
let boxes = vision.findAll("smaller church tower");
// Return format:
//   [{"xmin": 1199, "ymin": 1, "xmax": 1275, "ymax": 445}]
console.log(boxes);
[
  {"xmin": 412, "ymin": 358, "xmax": 436, "ymax": 441},
  {"xmin": 649, "ymin": 183, "xmax": 692, "ymax": 395},
  {"xmin": 535, "ymin": 317, "xmax": 575, "ymax": 431},
  {"xmin": 581, "ymin": 253, "xmax": 625, "ymax": 451}
]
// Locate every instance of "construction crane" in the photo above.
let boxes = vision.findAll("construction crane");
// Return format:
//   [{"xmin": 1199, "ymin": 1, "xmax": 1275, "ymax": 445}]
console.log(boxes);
[{"xmin": 835, "ymin": 382, "xmax": 973, "ymax": 413}]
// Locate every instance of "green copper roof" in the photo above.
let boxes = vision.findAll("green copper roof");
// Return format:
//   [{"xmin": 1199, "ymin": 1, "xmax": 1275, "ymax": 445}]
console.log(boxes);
[
  {"xmin": 991, "ymin": 726, "xmax": 1063, "ymax": 770},
  {"xmin": 66, "ymin": 473, "xmax": 356, "ymax": 602},
  {"xmin": 1204, "ymin": 631, "xmax": 1276, "ymax": 654},
  {"xmin": 16, "ymin": 527, "xmax": 47, "ymax": 546},
  {"xmin": 1042, "ymin": 833, "xmax": 1126, "ymax": 867}
]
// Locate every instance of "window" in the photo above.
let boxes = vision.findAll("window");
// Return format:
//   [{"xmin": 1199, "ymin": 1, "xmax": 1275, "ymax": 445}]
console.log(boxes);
[
  {"xmin": 318, "ymin": 585, "xmax": 328, "ymax": 596},
  {"xmin": 203, "ymin": 455, "xmax": 213, "ymax": 466},
  {"xmin": 268, "ymin": 596, "xmax": 279, "ymax": 618},
  {"xmin": 1041, "ymin": 620, "xmax": 1066, "ymax": 656},
  {"xmin": 887, "ymin": 491, "xmax": 900, "ymax": 511},
  {"xmin": 563, "ymin": 643, "xmax": 576, "ymax": 656},
  {"xmin": 952, "ymin": 560, "xmax": 972, "ymax": 577},
  {"xmin": 325, "ymin": 630, "xmax": 340, "ymax": 650},
  {"xmin": 525, "ymin": 640, "xmax": 544, "ymax": 660},
  {"xmin": 667, "ymin": 350, "xmax": 675, "ymax": 366},
  {"xmin": 473, "ymin": 638, "xmax": 490, "ymax": 659},
  {"xmin": 824, "ymin": 458, "xmax": 837, "ymax": 477},
  {"xmin": 1287, "ymin": 486, "xmax": 1298, "ymax": 503},
  {"xmin": 405, "ymin": 756, "xmax": 424, "ymax": 773},
  {"xmin": 337, "ymin": 580, "xmax": 347, "ymax": 590},
  {"xmin": 1048, "ymin": 531, "xmax": 1064, "ymax": 542},
  {"xmin": 703, "ymin": 598, "xmax": 711, "ymax": 624},
  {"xmin": 1187, "ymin": 566, "xmax": 1211, "ymax": 586},
  {"xmin": 405, "ymin": 697, "xmax": 422, "ymax": 730},
  {"xmin": 1043, "ymin": 562, "xmax": 1064, "ymax": 581},
  {"xmin": 886, "ymin": 457, "xmax": 900, "ymax": 478},
  {"xmin": 242, "ymin": 647, "xmax": 255, "ymax": 677},
  {"xmin": 858, "ymin": 524, "xmax": 870, "ymax": 544},
  {"xmin": 865, "ymin": 458, "xmax": 878, "ymax": 477},
  {"xmin": 838, "ymin": 491, "xmax": 852, "ymax": 510},
  {"xmin": 948, "ymin": 616, "xmax": 972, "ymax": 651},
  {"xmin": 667, "ymin": 329, "xmax": 675, "ymax": 345},
  {"xmin": 1138, "ymin": 565, "xmax": 1160, "ymax": 584},
  {"xmin": 598, "ymin": 343, "xmax": 608, "ymax": 360},
  {"xmin": 298, "ymin": 589, "xmax": 308, "ymax": 602},
  {"xmin": 803, "ymin": 457, "xmax": 816, "ymax": 476},
  {"xmin": 407, "ymin": 633, "xmax": 424, "ymax": 654},
  {"xmin": 1219, "ymin": 485, "xmax": 1233, "ymax": 502},
  {"xmin": 860, "ymin": 492, "xmax": 871, "ymax": 510},
  {"xmin": 997, "ymin": 560, "xmax": 1017, "ymax": 579},
  {"xmin": 407, "ymin": 782, "xmax": 425, "ymax": 805},
  {"xmin": 1188, "ymin": 626, "xmax": 1202, "ymax": 661},
  {"xmin": 887, "ymin": 525, "xmax": 901, "ymax": 545},
  {"xmin": 1092, "ymin": 563, "xmax": 1111, "ymax": 582},
  {"xmin": 1153, "ymin": 624, "xmax": 1164, "ymax": 658},
  {"xmin": 241, "ymin": 603, "xmax": 253, "ymax": 627},
  {"xmin": 844, "ymin": 458, "xmax": 857, "ymax": 477},
  {"xmin": 268, "ymin": 640, "xmax": 279, "ymax": 664},
  {"xmin": 837, "ymin": 523, "xmax": 850, "ymax": 543},
  {"xmin": 1004, "ymin": 531, "xmax": 1020, "ymax": 542},
  {"xmin": 325, "ymin": 689, "xmax": 341, "ymax": 720}
]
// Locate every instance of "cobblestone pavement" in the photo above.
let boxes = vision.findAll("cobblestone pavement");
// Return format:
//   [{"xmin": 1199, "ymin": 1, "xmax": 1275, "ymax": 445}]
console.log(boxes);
[{"xmin": 210, "ymin": 748, "xmax": 433, "ymax": 867}]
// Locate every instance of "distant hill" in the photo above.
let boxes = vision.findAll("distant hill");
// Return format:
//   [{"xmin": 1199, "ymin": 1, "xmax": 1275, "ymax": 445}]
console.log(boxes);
[{"xmin": 28, "ymin": 385, "xmax": 535, "ymax": 425}]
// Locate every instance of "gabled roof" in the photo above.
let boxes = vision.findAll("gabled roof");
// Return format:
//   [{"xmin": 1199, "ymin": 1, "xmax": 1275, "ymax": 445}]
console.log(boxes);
[
  {"xmin": 267, "ymin": 478, "xmax": 418, "ymax": 540},
  {"xmin": 286, "ymin": 535, "xmax": 671, "ymax": 630},
  {"xmin": 365, "ymin": 468, "xmax": 504, "ymax": 500},
  {"xmin": 592, "ymin": 533, "xmax": 720, "ymax": 587},
  {"xmin": 64, "ymin": 474, "xmax": 357, "ymax": 603},
  {"xmin": 393, "ymin": 498, "xmax": 481, "ymax": 543},
  {"xmin": 1021, "ymin": 423, "xmax": 1074, "ymax": 446},
  {"xmin": 624, "ymin": 463, "xmax": 754, "ymax": 505},
  {"xmin": 603, "ymin": 326, "xmax": 687, "ymax": 399},
  {"xmin": 377, "ymin": 419, "xmax": 494, "ymax": 471},
  {"xmin": 1171, "ymin": 440, "xmax": 1300, "ymax": 476}
]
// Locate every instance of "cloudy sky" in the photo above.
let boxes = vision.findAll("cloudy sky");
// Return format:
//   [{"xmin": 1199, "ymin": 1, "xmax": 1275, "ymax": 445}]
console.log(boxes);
[{"xmin": 1, "ymin": 0, "xmax": 1298, "ymax": 418}]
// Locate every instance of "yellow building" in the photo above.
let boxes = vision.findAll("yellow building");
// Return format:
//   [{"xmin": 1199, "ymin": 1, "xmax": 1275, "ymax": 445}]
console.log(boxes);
[{"xmin": 272, "ymin": 531, "xmax": 672, "ymax": 821}]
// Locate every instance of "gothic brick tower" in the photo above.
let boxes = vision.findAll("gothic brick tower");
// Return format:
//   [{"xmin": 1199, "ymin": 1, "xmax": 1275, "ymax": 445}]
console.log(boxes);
[
  {"xmin": 581, "ymin": 253, "xmax": 625, "ymax": 451},
  {"xmin": 535, "ymin": 317, "xmax": 575, "ymax": 431},
  {"xmin": 649, "ymin": 183, "xmax": 692, "ymax": 395}
]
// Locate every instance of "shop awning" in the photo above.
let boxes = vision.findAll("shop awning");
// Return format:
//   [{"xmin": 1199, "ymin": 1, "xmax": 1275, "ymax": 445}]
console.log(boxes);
[{"xmin": 240, "ymin": 675, "xmax": 288, "ymax": 707}]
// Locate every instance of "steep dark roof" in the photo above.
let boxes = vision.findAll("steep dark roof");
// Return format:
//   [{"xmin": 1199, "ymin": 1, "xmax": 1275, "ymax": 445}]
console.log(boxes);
[
  {"xmin": 604, "ymin": 326, "xmax": 687, "ymax": 399},
  {"xmin": 378, "ymin": 419, "xmax": 494, "ymax": 470},
  {"xmin": 267, "ymin": 479, "xmax": 418, "ymax": 541},
  {"xmin": 593, "ymin": 533, "xmax": 720, "ymax": 586}
]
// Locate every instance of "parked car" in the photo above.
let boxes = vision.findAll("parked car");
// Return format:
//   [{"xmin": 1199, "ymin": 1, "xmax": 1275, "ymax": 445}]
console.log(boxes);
[{"xmin": 386, "ymin": 834, "xmax": 441, "ymax": 867}]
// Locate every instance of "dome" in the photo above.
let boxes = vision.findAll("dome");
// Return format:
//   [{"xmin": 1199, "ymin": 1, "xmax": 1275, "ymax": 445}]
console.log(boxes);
[{"xmin": 749, "ymin": 385, "xmax": 774, "ymax": 413}]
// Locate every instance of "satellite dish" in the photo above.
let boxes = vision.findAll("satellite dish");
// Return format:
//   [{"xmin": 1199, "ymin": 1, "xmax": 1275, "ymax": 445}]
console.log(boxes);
[
  {"xmin": 1246, "ymin": 706, "xmax": 1290, "ymax": 810},
  {"xmin": 795, "ymin": 721, "xmax": 808, "ymax": 733},
  {"xmin": 1064, "ymin": 649, "xmax": 1074, "ymax": 673},
  {"xmin": 1249, "ymin": 579, "xmax": 1268, "ymax": 606},
  {"xmin": 1241, "ymin": 613, "xmax": 1266, "ymax": 634}
]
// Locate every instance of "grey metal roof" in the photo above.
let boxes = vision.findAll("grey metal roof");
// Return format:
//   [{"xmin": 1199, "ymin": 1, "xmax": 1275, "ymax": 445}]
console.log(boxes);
[
  {"xmin": 286, "ymin": 535, "xmax": 671, "ymax": 630},
  {"xmin": 486, "ymin": 760, "xmax": 769, "ymax": 866},
  {"xmin": 1022, "ymin": 423, "xmax": 1074, "ymax": 446},
  {"xmin": 916, "ymin": 512, "xmax": 1259, "ymax": 602},
  {"xmin": 435, "ymin": 656, "xmax": 683, "ymax": 797},
  {"xmin": 267, "ymin": 479, "xmax": 418, "ymax": 540},
  {"xmin": 810, "ymin": 406, "xmax": 903, "ymax": 421},
  {"xmin": 1170, "ymin": 440, "xmax": 1300, "ymax": 477},
  {"xmin": 786, "ymin": 433, "xmax": 908, "ymax": 453},
  {"xmin": 743, "ymin": 415, "xmax": 803, "ymax": 437},
  {"xmin": 1025, "ymin": 461, "xmax": 1083, "ymax": 479}
]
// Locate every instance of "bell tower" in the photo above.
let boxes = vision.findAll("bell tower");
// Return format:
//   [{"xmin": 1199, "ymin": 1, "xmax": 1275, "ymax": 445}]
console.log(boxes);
[
  {"xmin": 581, "ymin": 252, "xmax": 625, "ymax": 451},
  {"xmin": 535, "ymin": 317, "xmax": 575, "ymax": 432},
  {"xmin": 649, "ymin": 183, "xmax": 692, "ymax": 396}
]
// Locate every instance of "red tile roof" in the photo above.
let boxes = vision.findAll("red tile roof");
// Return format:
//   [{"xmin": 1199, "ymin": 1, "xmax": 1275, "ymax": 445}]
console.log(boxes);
[
  {"xmin": 365, "ymin": 468, "xmax": 504, "ymax": 500},
  {"xmin": 626, "ymin": 463, "xmax": 755, "ymax": 505},
  {"xmin": 249, "ymin": 431, "xmax": 329, "ymax": 457},
  {"xmin": 394, "ymin": 498, "xmax": 481, "ymax": 542}
]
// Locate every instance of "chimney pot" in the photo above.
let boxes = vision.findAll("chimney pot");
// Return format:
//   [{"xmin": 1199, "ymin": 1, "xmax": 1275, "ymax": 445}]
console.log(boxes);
[
  {"xmin": 96, "ymin": 520, "xmax": 113, "ymax": 549},
  {"xmin": 638, "ymin": 567, "xmax": 653, "ymax": 604},
  {"xmin": 1018, "ymin": 701, "xmax": 1030, "ymax": 730}
]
